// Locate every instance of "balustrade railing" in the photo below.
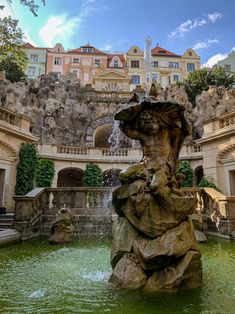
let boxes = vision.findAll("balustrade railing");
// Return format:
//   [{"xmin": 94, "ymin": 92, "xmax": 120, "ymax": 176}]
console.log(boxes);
[
  {"xmin": 57, "ymin": 145, "xmax": 89, "ymax": 155},
  {"xmin": 219, "ymin": 112, "xmax": 235, "ymax": 128},
  {"xmin": 0, "ymin": 106, "xmax": 20, "ymax": 127}
]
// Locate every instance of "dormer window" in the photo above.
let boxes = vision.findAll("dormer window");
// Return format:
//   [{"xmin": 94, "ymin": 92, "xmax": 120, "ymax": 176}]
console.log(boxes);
[
  {"xmin": 114, "ymin": 60, "xmax": 119, "ymax": 68},
  {"xmin": 82, "ymin": 47, "xmax": 94, "ymax": 53}
]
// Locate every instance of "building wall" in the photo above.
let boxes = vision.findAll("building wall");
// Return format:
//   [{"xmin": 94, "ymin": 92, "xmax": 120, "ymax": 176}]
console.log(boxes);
[
  {"xmin": 25, "ymin": 48, "xmax": 47, "ymax": 79},
  {"xmin": 126, "ymin": 46, "xmax": 145, "ymax": 91},
  {"xmin": 218, "ymin": 52, "xmax": 235, "ymax": 72}
]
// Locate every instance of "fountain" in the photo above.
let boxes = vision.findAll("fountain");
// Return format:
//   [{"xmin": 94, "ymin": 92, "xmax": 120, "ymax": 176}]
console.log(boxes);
[{"xmin": 109, "ymin": 84, "xmax": 202, "ymax": 292}]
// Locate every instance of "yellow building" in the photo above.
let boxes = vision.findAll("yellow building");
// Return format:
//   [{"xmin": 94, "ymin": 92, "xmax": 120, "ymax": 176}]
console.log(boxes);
[
  {"xmin": 126, "ymin": 46, "xmax": 145, "ymax": 91},
  {"xmin": 151, "ymin": 45, "xmax": 200, "ymax": 87}
]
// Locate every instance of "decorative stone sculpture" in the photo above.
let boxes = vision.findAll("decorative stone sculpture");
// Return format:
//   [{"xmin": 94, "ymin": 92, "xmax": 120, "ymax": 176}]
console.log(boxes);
[
  {"xmin": 49, "ymin": 204, "xmax": 75, "ymax": 244},
  {"xmin": 109, "ymin": 84, "xmax": 202, "ymax": 293}
]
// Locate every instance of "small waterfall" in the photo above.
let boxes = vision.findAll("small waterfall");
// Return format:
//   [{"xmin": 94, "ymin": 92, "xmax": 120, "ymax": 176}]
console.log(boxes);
[{"xmin": 108, "ymin": 120, "xmax": 122, "ymax": 151}]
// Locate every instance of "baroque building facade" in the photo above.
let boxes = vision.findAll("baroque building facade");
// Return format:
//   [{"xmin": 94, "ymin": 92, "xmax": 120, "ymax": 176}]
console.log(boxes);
[{"xmin": 23, "ymin": 42, "xmax": 200, "ymax": 91}]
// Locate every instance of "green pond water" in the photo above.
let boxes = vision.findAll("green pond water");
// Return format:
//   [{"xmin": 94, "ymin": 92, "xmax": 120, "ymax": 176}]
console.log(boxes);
[{"xmin": 0, "ymin": 237, "xmax": 234, "ymax": 314}]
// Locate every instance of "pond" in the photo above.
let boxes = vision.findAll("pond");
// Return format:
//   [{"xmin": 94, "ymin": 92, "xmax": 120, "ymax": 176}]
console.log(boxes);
[{"xmin": 0, "ymin": 237, "xmax": 234, "ymax": 314}]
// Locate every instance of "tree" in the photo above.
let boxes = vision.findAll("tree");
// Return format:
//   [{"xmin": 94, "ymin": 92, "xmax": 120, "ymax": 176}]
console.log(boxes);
[
  {"xmin": 177, "ymin": 161, "xmax": 193, "ymax": 187},
  {"xmin": 6, "ymin": 0, "xmax": 45, "ymax": 16},
  {"xmin": 177, "ymin": 67, "xmax": 235, "ymax": 105},
  {"xmin": 0, "ymin": 16, "xmax": 28, "ymax": 70},
  {"xmin": 0, "ymin": 57, "xmax": 27, "ymax": 82},
  {"xmin": 15, "ymin": 143, "xmax": 38, "ymax": 195},
  {"xmin": 82, "ymin": 163, "xmax": 103, "ymax": 187},
  {"xmin": 36, "ymin": 159, "xmax": 55, "ymax": 187},
  {"xmin": 198, "ymin": 176, "xmax": 220, "ymax": 191}
]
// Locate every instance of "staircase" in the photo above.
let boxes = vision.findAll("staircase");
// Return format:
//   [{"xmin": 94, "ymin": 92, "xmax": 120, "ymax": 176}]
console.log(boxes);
[{"xmin": 0, "ymin": 213, "xmax": 14, "ymax": 230}]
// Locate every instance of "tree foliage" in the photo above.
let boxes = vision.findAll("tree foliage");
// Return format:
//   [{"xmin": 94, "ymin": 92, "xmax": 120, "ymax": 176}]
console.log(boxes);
[
  {"xmin": 7, "ymin": 0, "xmax": 45, "ymax": 16},
  {"xmin": 0, "ymin": 57, "xmax": 27, "ymax": 82},
  {"xmin": 198, "ymin": 176, "xmax": 220, "ymax": 191},
  {"xmin": 177, "ymin": 67, "xmax": 235, "ymax": 105},
  {"xmin": 15, "ymin": 143, "xmax": 38, "ymax": 195},
  {"xmin": 177, "ymin": 161, "xmax": 193, "ymax": 187},
  {"xmin": 82, "ymin": 163, "xmax": 103, "ymax": 187},
  {"xmin": 0, "ymin": 16, "xmax": 28, "ymax": 70},
  {"xmin": 36, "ymin": 159, "xmax": 55, "ymax": 187}
]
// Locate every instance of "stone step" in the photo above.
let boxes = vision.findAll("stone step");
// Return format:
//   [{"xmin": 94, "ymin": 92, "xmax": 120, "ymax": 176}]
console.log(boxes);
[
  {"xmin": 0, "ymin": 222, "xmax": 13, "ymax": 229},
  {"xmin": 0, "ymin": 229, "xmax": 21, "ymax": 246}
]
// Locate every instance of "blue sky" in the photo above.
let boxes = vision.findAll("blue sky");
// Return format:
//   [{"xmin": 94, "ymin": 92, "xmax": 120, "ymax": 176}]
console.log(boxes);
[{"xmin": 1, "ymin": 0, "xmax": 235, "ymax": 66}]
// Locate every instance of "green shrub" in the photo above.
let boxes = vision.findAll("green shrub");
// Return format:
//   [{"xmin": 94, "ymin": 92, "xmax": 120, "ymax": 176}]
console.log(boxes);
[
  {"xmin": 177, "ymin": 161, "xmax": 193, "ymax": 187},
  {"xmin": 198, "ymin": 176, "xmax": 220, "ymax": 191},
  {"xmin": 82, "ymin": 163, "xmax": 103, "ymax": 187},
  {"xmin": 36, "ymin": 159, "xmax": 55, "ymax": 187},
  {"xmin": 15, "ymin": 143, "xmax": 38, "ymax": 195}
]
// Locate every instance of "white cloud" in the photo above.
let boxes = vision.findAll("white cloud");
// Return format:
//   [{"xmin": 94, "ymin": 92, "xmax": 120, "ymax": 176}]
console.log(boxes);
[
  {"xmin": 23, "ymin": 29, "xmax": 38, "ymax": 46},
  {"xmin": 39, "ymin": 14, "xmax": 80, "ymax": 47},
  {"xmin": 100, "ymin": 44, "xmax": 112, "ymax": 52},
  {"xmin": 38, "ymin": 0, "xmax": 103, "ymax": 47},
  {"xmin": 0, "ymin": 1, "xmax": 14, "ymax": 18},
  {"xmin": 169, "ymin": 12, "xmax": 222, "ymax": 38},
  {"xmin": 193, "ymin": 39, "xmax": 219, "ymax": 50},
  {"xmin": 203, "ymin": 53, "xmax": 228, "ymax": 68},
  {"xmin": 208, "ymin": 12, "xmax": 222, "ymax": 23}
]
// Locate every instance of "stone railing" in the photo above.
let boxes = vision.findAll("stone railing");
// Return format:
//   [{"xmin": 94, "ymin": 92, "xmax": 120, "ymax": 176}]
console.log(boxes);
[
  {"xmin": 0, "ymin": 106, "xmax": 32, "ymax": 134},
  {"xmin": 13, "ymin": 187, "xmax": 115, "ymax": 239},
  {"xmin": 13, "ymin": 186, "xmax": 235, "ymax": 240},
  {"xmin": 40, "ymin": 144, "xmax": 142, "ymax": 162},
  {"xmin": 219, "ymin": 112, "xmax": 235, "ymax": 129},
  {"xmin": 96, "ymin": 90, "xmax": 131, "ymax": 100}
]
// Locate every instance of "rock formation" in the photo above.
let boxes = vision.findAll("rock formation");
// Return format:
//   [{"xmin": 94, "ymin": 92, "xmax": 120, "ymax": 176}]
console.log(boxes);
[
  {"xmin": 109, "ymin": 84, "xmax": 203, "ymax": 293},
  {"xmin": 49, "ymin": 205, "xmax": 75, "ymax": 244}
]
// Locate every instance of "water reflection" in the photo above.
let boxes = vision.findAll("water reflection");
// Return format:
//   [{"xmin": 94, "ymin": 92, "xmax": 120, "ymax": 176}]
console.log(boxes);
[{"xmin": 0, "ymin": 237, "xmax": 234, "ymax": 314}]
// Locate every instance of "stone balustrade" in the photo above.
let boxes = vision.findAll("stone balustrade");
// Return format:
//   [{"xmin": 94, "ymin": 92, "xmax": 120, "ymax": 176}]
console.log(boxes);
[
  {"xmin": 219, "ymin": 112, "xmax": 235, "ymax": 129},
  {"xmin": 0, "ymin": 106, "xmax": 32, "ymax": 134},
  {"xmin": 13, "ymin": 186, "xmax": 235, "ymax": 240}
]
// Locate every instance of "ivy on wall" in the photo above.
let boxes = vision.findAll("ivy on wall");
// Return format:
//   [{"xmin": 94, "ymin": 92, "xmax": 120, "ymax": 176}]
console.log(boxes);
[
  {"xmin": 36, "ymin": 159, "xmax": 55, "ymax": 187},
  {"xmin": 15, "ymin": 143, "xmax": 38, "ymax": 195},
  {"xmin": 82, "ymin": 163, "xmax": 103, "ymax": 187},
  {"xmin": 198, "ymin": 176, "xmax": 220, "ymax": 191},
  {"xmin": 15, "ymin": 143, "xmax": 55, "ymax": 195},
  {"xmin": 177, "ymin": 161, "xmax": 193, "ymax": 187}
]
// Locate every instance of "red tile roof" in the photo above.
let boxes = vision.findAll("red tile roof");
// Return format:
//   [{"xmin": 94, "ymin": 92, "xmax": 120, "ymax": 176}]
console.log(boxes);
[
  {"xmin": 23, "ymin": 42, "xmax": 50, "ymax": 50},
  {"xmin": 107, "ymin": 54, "xmax": 125, "ymax": 67},
  {"xmin": 151, "ymin": 45, "xmax": 181, "ymax": 57},
  {"xmin": 67, "ymin": 44, "xmax": 107, "ymax": 55}
]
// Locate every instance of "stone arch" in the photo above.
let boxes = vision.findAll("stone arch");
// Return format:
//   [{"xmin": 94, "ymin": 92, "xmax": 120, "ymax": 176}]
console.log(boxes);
[
  {"xmin": 193, "ymin": 165, "xmax": 204, "ymax": 186},
  {"xmin": 0, "ymin": 141, "xmax": 17, "ymax": 158},
  {"xmin": 57, "ymin": 167, "xmax": 84, "ymax": 187},
  {"xmin": 103, "ymin": 168, "xmax": 122, "ymax": 187},
  {"xmin": 85, "ymin": 116, "xmax": 114, "ymax": 146},
  {"xmin": 94, "ymin": 123, "xmax": 113, "ymax": 148},
  {"xmin": 217, "ymin": 144, "xmax": 235, "ymax": 162}
]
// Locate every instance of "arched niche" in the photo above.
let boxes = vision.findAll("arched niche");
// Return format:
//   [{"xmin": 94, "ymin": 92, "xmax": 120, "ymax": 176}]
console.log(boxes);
[
  {"xmin": 57, "ymin": 167, "xmax": 84, "ymax": 187},
  {"xmin": 94, "ymin": 124, "xmax": 113, "ymax": 148},
  {"xmin": 103, "ymin": 168, "xmax": 122, "ymax": 187},
  {"xmin": 194, "ymin": 165, "xmax": 204, "ymax": 186}
]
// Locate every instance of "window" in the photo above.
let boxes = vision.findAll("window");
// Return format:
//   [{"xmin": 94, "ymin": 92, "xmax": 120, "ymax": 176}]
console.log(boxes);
[
  {"xmin": 82, "ymin": 48, "xmax": 93, "ymax": 53},
  {"xmin": 187, "ymin": 63, "xmax": 195, "ymax": 72},
  {"xmin": 133, "ymin": 48, "xmax": 138, "ymax": 53},
  {"xmin": 72, "ymin": 70, "xmax": 77, "ymax": 77},
  {"xmin": 55, "ymin": 72, "xmax": 61, "ymax": 79},
  {"xmin": 131, "ymin": 60, "xmax": 140, "ymax": 68},
  {"xmin": 54, "ymin": 57, "xmax": 62, "ymax": 65},
  {"xmin": 188, "ymin": 51, "xmax": 192, "ymax": 56},
  {"xmin": 173, "ymin": 74, "xmax": 179, "ymax": 82},
  {"xmin": 152, "ymin": 73, "xmax": 158, "ymax": 82},
  {"xmin": 94, "ymin": 59, "xmax": 101, "ymax": 67},
  {"xmin": 224, "ymin": 64, "xmax": 231, "ymax": 72},
  {"xmin": 174, "ymin": 62, "xmax": 179, "ymax": 68},
  {"xmin": 73, "ymin": 58, "xmax": 79, "ymax": 63},
  {"xmin": 131, "ymin": 75, "xmax": 140, "ymax": 85},
  {"xmin": 30, "ymin": 54, "xmax": 38, "ymax": 62},
  {"xmin": 114, "ymin": 60, "xmax": 119, "ymax": 68},
  {"xmin": 28, "ymin": 66, "xmax": 36, "ymax": 77},
  {"xmin": 169, "ymin": 62, "xmax": 179, "ymax": 68},
  {"xmin": 153, "ymin": 61, "xmax": 158, "ymax": 67}
]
